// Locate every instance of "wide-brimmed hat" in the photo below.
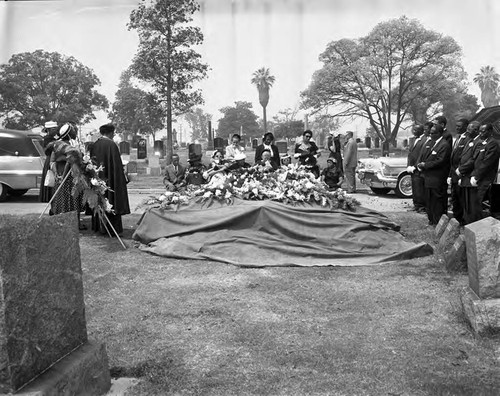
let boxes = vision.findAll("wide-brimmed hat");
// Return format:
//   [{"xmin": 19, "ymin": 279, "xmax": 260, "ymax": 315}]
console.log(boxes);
[
  {"xmin": 44, "ymin": 121, "xmax": 58, "ymax": 129},
  {"xmin": 55, "ymin": 123, "xmax": 72, "ymax": 140}
]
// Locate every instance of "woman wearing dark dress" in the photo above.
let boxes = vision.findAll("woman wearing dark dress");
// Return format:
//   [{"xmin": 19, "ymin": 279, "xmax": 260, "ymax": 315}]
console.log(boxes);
[
  {"xmin": 294, "ymin": 130, "xmax": 321, "ymax": 178},
  {"xmin": 254, "ymin": 132, "xmax": 280, "ymax": 169}
]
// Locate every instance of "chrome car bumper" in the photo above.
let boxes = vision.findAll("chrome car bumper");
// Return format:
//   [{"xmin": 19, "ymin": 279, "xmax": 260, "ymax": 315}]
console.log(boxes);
[{"xmin": 357, "ymin": 171, "xmax": 398, "ymax": 189}]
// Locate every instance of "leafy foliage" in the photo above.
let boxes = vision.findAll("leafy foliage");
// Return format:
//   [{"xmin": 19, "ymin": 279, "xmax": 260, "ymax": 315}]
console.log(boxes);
[
  {"xmin": 474, "ymin": 65, "xmax": 500, "ymax": 107},
  {"xmin": 251, "ymin": 67, "xmax": 276, "ymax": 134},
  {"xmin": 301, "ymin": 16, "xmax": 465, "ymax": 147},
  {"xmin": 217, "ymin": 101, "xmax": 260, "ymax": 139},
  {"xmin": 271, "ymin": 108, "xmax": 305, "ymax": 140},
  {"xmin": 184, "ymin": 107, "xmax": 212, "ymax": 141},
  {"xmin": 0, "ymin": 50, "xmax": 108, "ymax": 129},
  {"xmin": 128, "ymin": 0, "xmax": 209, "ymax": 161}
]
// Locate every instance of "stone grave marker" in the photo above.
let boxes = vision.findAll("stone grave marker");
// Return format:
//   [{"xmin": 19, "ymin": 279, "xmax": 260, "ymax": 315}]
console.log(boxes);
[
  {"xmin": 154, "ymin": 140, "xmax": 164, "ymax": 158},
  {"xmin": 445, "ymin": 234, "xmax": 467, "ymax": 272},
  {"xmin": 137, "ymin": 138, "xmax": 147, "ymax": 160},
  {"xmin": 252, "ymin": 138, "xmax": 259, "ymax": 149},
  {"xmin": 434, "ymin": 214, "xmax": 450, "ymax": 238},
  {"xmin": 276, "ymin": 141, "xmax": 288, "ymax": 154},
  {"xmin": 0, "ymin": 213, "xmax": 110, "ymax": 394},
  {"xmin": 188, "ymin": 143, "xmax": 202, "ymax": 158},
  {"xmin": 464, "ymin": 216, "xmax": 500, "ymax": 299},
  {"xmin": 119, "ymin": 141, "xmax": 130, "ymax": 155},
  {"xmin": 127, "ymin": 161, "xmax": 138, "ymax": 174},
  {"xmin": 438, "ymin": 217, "xmax": 460, "ymax": 250}
]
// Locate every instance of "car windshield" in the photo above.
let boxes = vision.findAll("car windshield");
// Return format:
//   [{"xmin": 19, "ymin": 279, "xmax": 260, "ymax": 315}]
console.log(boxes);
[{"xmin": 31, "ymin": 138, "xmax": 45, "ymax": 157}]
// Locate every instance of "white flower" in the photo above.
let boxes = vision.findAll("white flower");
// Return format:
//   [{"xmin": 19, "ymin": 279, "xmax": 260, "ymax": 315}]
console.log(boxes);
[
  {"xmin": 158, "ymin": 195, "xmax": 166, "ymax": 202},
  {"xmin": 252, "ymin": 188, "xmax": 259, "ymax": 196},
  {"xmin": 224, "ymin": 190, "xmax": 232, "ymax": 199},
  {"xmin": 215, "ymin": 189, "xmax": 222, "ymax": 197},
  {"xmin": 172, "ymin": 196, "xmax": 179, "ymax": 203},
  {"xmin": 104, "ymin": 198, "xmax": 113, "ymax": 212},
  {"xmin": 83, "ymin": 154, "xmax": 91, "ymax": 162},
  {"xmin": 203, "ymin": 191, "xmax": 213, "ymax": 198},
  {"xmin": 90, "ymin": 178, "xmax": 99, "ymax": 186}
]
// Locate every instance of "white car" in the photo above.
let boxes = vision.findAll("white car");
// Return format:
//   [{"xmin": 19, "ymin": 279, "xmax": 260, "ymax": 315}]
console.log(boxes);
[{"xmin": 357, "ymin": 157, "xmax": 412, "ymax": 198}]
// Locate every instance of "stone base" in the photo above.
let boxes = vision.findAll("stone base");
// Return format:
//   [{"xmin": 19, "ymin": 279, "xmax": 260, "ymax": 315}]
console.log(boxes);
[
  {"xmin": 17, "ymin": 341, "xmax": 111, "ymax": 396},
  {"xmin": 460, "ymin": 287, "xmax": 500, "ymax": 334}
]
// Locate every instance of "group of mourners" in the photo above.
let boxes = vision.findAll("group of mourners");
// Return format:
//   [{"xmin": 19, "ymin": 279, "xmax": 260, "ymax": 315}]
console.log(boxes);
[
  {"xmin": 39, "ymin": 121, "xmax": 130, "ymax": 235},
  {"xmin": 163, "ymin": 130, "xmax": 358, "ymax": 193},
  {"xmin": 407, "ymin": 115, "xmax": 500, "ymax": 226}
]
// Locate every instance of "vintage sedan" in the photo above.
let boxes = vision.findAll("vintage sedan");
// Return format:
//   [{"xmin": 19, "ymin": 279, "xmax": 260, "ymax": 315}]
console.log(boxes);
[
  {"xmin": 357, "ymin": 156, "xmax": 412, "ymax": 198},
  {"xmin": 0, "ymin": 129, "xmax": 45, "ymax": 201}
]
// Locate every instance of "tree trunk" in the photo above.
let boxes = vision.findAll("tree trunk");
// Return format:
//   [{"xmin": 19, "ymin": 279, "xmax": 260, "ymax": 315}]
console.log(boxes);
[{"xmin": 263, "ymin": 105, "xmax": 267, "ymax": 134}]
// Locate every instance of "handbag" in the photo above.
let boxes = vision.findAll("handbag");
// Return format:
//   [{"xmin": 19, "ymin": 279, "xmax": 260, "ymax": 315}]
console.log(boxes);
[{"xmin": 44, "ymin": 169, "xmax": 56, "ymax": 187}]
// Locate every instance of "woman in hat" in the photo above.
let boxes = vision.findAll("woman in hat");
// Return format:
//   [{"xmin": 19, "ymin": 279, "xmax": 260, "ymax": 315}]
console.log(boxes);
[
  {"xmin": 39, "ymin": 121, "xmax": 59, "ymax": 203},
  {"xmin": 280, "ymin": 154, "xmax": 292, "ymax": 167},
  {"xmin": 185, "ymin": 153, "xmax": 207, "ymax": 185},
  {"xmin": 204, "ymin": 150, "xmax": 229, "ymax": 181},
  {"xmin": 294, "ymin": 130, "xmax": 321, "ymax": 177},
  {"xmin": 47, "ymin": 123, "xmax": 86, "ymax": 228}
]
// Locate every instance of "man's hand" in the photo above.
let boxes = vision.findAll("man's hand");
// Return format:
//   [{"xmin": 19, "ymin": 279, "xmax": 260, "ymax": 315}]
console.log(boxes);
[
  {"xmin": 406, "ymin": 166, "xmax": 415, "ymax": 174},
  {"xmin": 447, "ymin": 177, "xmax": 451, "ymax": 185},
  {"xmin": 470, "ymin": 176, "xmax": 478, "ymax": 187},
  {"xmin": 455, "ymin": 168, "xmax": 461, "ymax": 176},
  {"xmin": 417, "ymin": 162, "xmax": 425, "ymax": 171}
]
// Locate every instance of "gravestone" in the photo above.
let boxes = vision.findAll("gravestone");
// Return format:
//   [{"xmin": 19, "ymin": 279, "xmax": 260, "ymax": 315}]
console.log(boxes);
[
  {"xmin": 438, "ymin": 217, "xmax": 460, "ymax": 250},
  {"xmin": 434, "ymin": 214, "xmax": 450, "ymax": 238},
  {"xmin": 464, "ymin": 217, "xmax": 500, "ymax": 299},
  {"xmin": 0, "ymin": 213, "xmax": 110, "ymax": 394},
  {"xmin": 276, "ymin": 141, "xmax": 288, "ymax": 154},
  {"xmin": 374, "ymin": 137, "xmax": 380, "ymax": 149},
  {"xmin": 127, "ymin": 161, "xmax": 138, "ymax": 174},
  {"xmin": 154, "ymin": 140, "xmax": 164, "ymax": 158},
  {"xmin": 402, "ymin": 139, "xmax": 408, "ymax": 148},
  {"xmin": 119, "ymin": 141, "xmax": 130, "ymax": 155},
  {"xmin": 137, "ymin": 138, "xmax": 147, "ymax": 160},
  {"xmin": 214, "ymin": 137, "xmax": 227, "ymax": 152},
  {"xmin": 445, "ymin": 234, "xmax": 467, "ymax": 272},
  {"xmin": 252, "ymin": 139, "xmax": 258, "ymax": 149},
  {"xmin": 364, "ymin": 136, "xmax": 371, "ymax": 149},
  {"xmin": 381, "ymin": 141, "xmax": 390, "ymax": 157}
]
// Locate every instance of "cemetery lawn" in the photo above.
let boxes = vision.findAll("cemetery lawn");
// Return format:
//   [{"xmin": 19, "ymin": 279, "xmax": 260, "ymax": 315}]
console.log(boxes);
[{"xmin": 80, "ymin": 212, "xmax": 500, "ymax": 396}]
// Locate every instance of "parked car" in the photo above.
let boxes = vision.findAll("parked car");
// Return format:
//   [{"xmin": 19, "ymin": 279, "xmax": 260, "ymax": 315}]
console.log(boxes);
[
  {"xmin": 0, "ymin": 129, "xmax": 45, "ymax": 201},
  {"xmin": 357, "ymin": 156, "xmax": 412, "ymax": 198}
]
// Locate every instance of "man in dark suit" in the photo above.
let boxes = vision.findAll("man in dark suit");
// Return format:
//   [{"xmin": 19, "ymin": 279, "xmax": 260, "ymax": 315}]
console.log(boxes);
[
  {"xmin": 434, "ymin": 115, "xmax": 453, "ymax": 148},
  {"xmin": 406, "ymin": 124, "xmax": 426, "ymax": 212},
  {"xmin": 466, "ymin": 123, "xmax": 500, "ymax": 223},
  {"xmin": 254, "ymin": 132, "xmax": 280, "ymax": 169},
  {"xmin": 447, "ymin": 118, "xmax": 469, "ymax": 225},
  {"xmin": 163, "ymin": 153, "xmax": 187, "ymax": 191},
  {"xmin": 456, "ymin": 121, "xmax": 482, "ymax": 224},
  {"xmin": 417, "ymin": 124, "xmax": 451, "ymax": 225}
]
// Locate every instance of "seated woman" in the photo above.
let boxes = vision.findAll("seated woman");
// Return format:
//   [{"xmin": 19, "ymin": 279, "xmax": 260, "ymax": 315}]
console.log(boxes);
[
  {"xmin": 254, "ymin": 132, "xmax": 280, "ymax": 169},
  {"xmin": 321, "ymin": 158, "xmax": 344, "ymax": 190},
  {"xmin": 254, "ymin": 149, "xmax": 278, "ymax": 173},
  {"xmin": 294, "ymin": 130, "xmax": 321, "ymax": 178},
  {"xmin": 225, "ymin": 152, "xmax": 251, "ymax": 176},
  {"xmin": 225, "ymin": 133, "xmax": 245, "ymax": 160},
  {"xmin": 185, "ymin": 153, "xmax": 207, "ymax": 186},
  {"xmin": 203, "ymin": 150, "xmax": 229, "ymax": 181},
  {"xmin": 280, "ymin": 154, "xmax": 292, "ymax": 167}
]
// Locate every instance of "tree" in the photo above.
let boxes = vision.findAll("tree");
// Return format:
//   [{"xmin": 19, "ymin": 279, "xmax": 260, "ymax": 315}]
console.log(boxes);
[
  {"xmin": 301, "ymin": 16, "xmax": 465, "ymax": 150},
  {"xmin": 0, "ymin": 50, "xmax": 108, "ymax": 129},
  {"xmin": 473, "ymin": 65, "xmax": 500, "ymax": 107},
  {"xmin": 217, "ymin": 101, "xmax": 260, "ymax": 139},
  {"xmin": 251, "ymin": 67, "xmax": 276, "ymax": 134},
  {"xmin": 128, "ymin": 0, "xmax": 209, "ymax": 162},
  {"xmin": 184, "ymin": 107, "xmax": 212, "ymax": 141},
  {"xmin": 110, "ymin": 69, "xmax": 166, "ymax": 142},
  {"xmin": 272, "ymin": 108, "xmax": 305, "ymax": 141}
]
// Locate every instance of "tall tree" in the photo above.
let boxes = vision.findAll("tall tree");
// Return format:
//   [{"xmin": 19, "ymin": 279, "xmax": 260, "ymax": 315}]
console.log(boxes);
[
  {"xmin": 0, "ymin": 50, "xmax": 108, "ymax": 129},
  {"xmin": 110, "ymin": 69, "xmax": 165, "ymax": 141},
  {"xmin": 184, "ymin": 107, "xmax": 212, "ymax": 141},
  {"xmin": 128, "ymin": 0, "xmax": 209, "ymax": 162},
  {"xmin": 272, "ymin": 108, "xmax": 305, "ymax": 141},
  {"xmin": 301, "ymin": 16, "xmax": 465, "ymax": 150},
  {"xmin": 217, "ymin": 101, "xmax": 260, "ymax": 139},
  {"xmin": 473, "ymin": 65, "xmax": 500, "ymax": 107},
  {"xmin": 251, "ymin": 67, "xmax": 276, "ymax": 134}
]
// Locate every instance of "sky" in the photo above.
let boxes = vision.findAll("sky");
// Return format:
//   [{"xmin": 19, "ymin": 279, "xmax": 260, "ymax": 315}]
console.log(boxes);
[{"xmin": 1, "ymin": 0, "xmax": 500, "ymax": 140}]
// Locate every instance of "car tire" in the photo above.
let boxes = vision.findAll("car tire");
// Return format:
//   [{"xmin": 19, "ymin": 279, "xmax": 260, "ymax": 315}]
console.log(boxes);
[
  {"xmin": 0, "ymin": 183, "xmax": 8, "ymax": 202},
  {"xmin": 395, "ymin": 173, "xmax": 413, "ymax": 198},
  {"xmin": 7, "ymin": 189, "xmax": 29, "ymax": 197},
  {"xmin": 370, "ymin": 187, "xmax": 391, "ymax": 195}
]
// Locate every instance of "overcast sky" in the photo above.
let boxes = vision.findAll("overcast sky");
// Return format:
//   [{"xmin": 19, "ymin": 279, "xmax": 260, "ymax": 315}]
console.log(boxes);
[{"xmin": 1, "ymin": 0, "xmax": 500, "ymax": 137}]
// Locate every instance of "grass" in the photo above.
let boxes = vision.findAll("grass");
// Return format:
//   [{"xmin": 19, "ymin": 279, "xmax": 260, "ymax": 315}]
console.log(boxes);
[{"xmin": 79, "ymin": 211, "xmax": 500, "ymax": 396}]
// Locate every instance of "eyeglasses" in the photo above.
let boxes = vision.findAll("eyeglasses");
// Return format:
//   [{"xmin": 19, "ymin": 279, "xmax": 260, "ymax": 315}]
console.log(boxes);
[{"xmin": 304, "ymin": 135, "xmax": 312, "ymax": 139}]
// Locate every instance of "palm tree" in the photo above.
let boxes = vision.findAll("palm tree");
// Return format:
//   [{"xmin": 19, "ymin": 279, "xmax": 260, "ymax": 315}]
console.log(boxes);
[
  {"xmin": 473, "ymin": 65, "xmax": 500, "ymax": 107},
  {"xmin": 251, "ymin": 67, "xmax": 276, "ymax": 134}
]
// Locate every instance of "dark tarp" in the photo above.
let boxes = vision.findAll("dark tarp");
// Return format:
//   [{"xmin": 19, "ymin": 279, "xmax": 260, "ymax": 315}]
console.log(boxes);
[{"xmin": 132, "ymin": 199, "xmax": 433, "ymax": 267}]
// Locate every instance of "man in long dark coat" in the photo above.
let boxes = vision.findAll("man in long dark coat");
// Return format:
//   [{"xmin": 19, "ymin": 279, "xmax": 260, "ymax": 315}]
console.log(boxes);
[
  {"xmin": 90, "ymin": 123, "xmax": 130, "ymax": 235},
  {"xmin": 417, "ymin": 124, "xmax": 451, "ymax": 226},
  {"xmin": 406, "ymin": 124, "xmax": 426, "ymax": 213},
  {"xmin": 448, "ymin": 118, "xmax": 469, "ymax": 225}
]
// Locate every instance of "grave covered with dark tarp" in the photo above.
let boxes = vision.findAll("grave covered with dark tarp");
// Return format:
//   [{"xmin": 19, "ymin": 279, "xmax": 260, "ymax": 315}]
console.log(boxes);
[{"xmin": 133, "ymin": 199, "xmax": 433, "ymax": 267}]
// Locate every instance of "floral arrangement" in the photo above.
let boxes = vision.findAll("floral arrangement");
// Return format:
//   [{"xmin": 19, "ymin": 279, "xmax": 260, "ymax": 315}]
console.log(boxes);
[
  {"xmin": 51, "ymin": 140, "xmax": 114, "ymax": 214},
  {"xmin": 141, "ymin": 163, "xmax": 360, "ymax": 211}
]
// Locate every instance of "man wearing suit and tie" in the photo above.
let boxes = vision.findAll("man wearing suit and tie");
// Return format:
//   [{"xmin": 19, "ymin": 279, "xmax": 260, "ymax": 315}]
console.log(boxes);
[
  {"xmin": 456, "ymin": 121, "xmax": 482, "ymax": 224},
  {"xmin": 465, "ymin": 123, "xmax": 500, "ymax": 223},
  {"xmin": 163, "ymin": 153, "xmax": 187, "ymax": 191},
  {"xmin": 447, "ymin": 118, "xmax": 470, "ymax": 225},
  {"xmin": 406, "ymin": 124, "xmax": 426, "ymax": 213},
  {"xmin": 417, "ymin": 124, "xmax": 452, "ymax": 226}
]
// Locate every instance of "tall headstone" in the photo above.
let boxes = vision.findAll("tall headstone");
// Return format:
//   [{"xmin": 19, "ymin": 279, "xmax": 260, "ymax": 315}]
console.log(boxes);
[
  {"xmin": 0, "ymin": 213, "xmax": 110, "ymax": 394},
  {"xmin": 460, "ymin": 217, "xmax": 500, "ymax": 333},
  {"xmin": 154, "ymin": 140, "xmax": 164, "ymax": 158},
  {"xmin": 207, "ymin": 121, "xmax": 214, "ymax": 150},
  {"xmin": 276, "ymin": 141, "xmax": 288, "ymax": 154},
  {"xmin": 188, "ymin": 143, "xmax": 202, "ymax": 158},
  {"xmin": 213, "ymin": 137, "xmax": 226, "ymax": 152},
  {"xmin": 382, "ymin": 140, "xmax": 390, "ymax": 157},
  {"xmin": 252, "ymin": 138, "xmax": 258, "ymax": 149},
  {"xmin": 364, "ymin": 136, "xmax": 371, "ymax": 149},
  {"xmin": 119, "ymin": 141, "xmax": 130, "ymax": 155},
  {"xmin": 137, "ymin": 138, "xmax": 147, "ymax": 160},
  {"xmin": 374, "ymin": 137, "xmax": 380, "ymax": 149}
]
